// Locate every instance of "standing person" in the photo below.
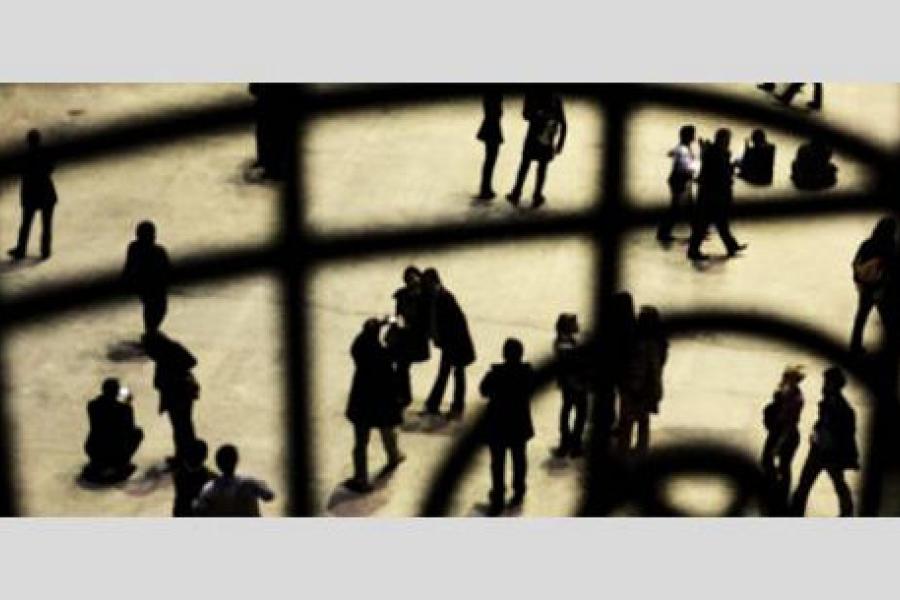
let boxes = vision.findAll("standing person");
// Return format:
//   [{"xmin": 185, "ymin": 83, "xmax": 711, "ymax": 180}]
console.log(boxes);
[
  {"xmin": 389, "ymin": 266, "xmax": 431, "ymax": 407},
  {"xmin": 761, "ymin": 365, "xmax": 805, "ymax": 512},
  {"xmin": 687, "ymin": 128, "xmax": 747, "ymax": 261},
  {"xmin": 8, "ymin": 129, "xmax": 57, "ymax": 261},
  {"xmin": 608, "ymin": 292, "xmax": 638, "ymax": 444},
  {"xmin": 657, "ymin": 125, "xmax": 699, "ymax": 244},
  {"xmin": 82, "ymin": 378, "xmax": 143, "ymax": 484},
  {"xmin": 552, "ymin": 313, "xmax": 589, "ymax": 459},
  {"xmin": 344, "ymin": 318, "xmax": 405, "ymax": 494},
  {"xmin": 193, "ymin": 444, "xmax": 275, "ymax": 517},
  {"xmin": 421, "ymin": 268, "xmax": 476, "ymax": 420},
  {"xmin": 736, "ymin": 129, "xmax": 776, "ymax": 186},
  {"xmin": 506, "ymin": 90, "xmax": 567, "ymax": 209},
  {"xmin": 122, "ymin": 220, "xmax": 171, "ymax": 337},
  {"xmin": 144, "ymin": 333, "xmax": 200, "ymax": 463},
  {"xmin": 777, "ymin": 83, "xmax": 823, "ymax": 110},
  {"xmin": 849, "ymin": 217, "xmax": 897, "ymax": 354},
  {"xmin": 790, "ymin": 367, "xmax": 859, "ymax": 517},
  {"xmin": 172, "ymin": 439, "xmax": 216, "ymax": 517},
  {"xmin": 247, "ymin": 84, "xmax": 297, "ymax": 181},
  {"xmin": 617, "ymin": 306, "xmax": 669, "ymax": 456},
  {"xmin": 475, "ymin": 91, "xmax": 503, "ymax": 201},
  {"xmin": 480, "ymin": 338, "xmax": 536, "ymax": 516}
]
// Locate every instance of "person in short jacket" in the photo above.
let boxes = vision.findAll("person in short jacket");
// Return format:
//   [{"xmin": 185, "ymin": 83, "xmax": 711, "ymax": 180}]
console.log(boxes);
[
  {"xmin": 422, "ymin": 268, "xmax": 476, "ymax": 419},
  {"xmin": 344, "ymin": 318, "xmax": 405, "ymax": 493},
  {"xmin": 475, "ymin": 91, "xmax": 503, "ymax": 201},
  {"xmin": 480, "ymin": 338, "xmax": 536, "ymax": 516},
  {"xmin": 790, "ymin": 367, "xmax": 859, "ymax": 517},
  {"xmin": 8, "ymin": 129, "xmax": 57, "ymax": 261},
  {"xmin": 390, "ymin": 265, "xmax": 431, "ymax": 406},
  {"xmin": 761, "ymin": 365, "xmax": 805, "ymax": 511},
  {"xmin": 849, "ymin": 217, "xmax": 896, "ymax": 354}
]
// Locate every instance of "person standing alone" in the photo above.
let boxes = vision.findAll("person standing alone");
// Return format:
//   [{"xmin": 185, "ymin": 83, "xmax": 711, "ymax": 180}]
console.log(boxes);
[{"xmin": 8, "ymin": 129, "xmax": 57, "ymax": 261}]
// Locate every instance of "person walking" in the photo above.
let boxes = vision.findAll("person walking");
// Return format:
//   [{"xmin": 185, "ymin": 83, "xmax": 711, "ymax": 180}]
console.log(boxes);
[
  {"xmin": 8, "ymin": 129, "xmax": 58, "ymax": 261},
  {"xmin": 657, "ymin": 125, "xmax": 699, "ymax": 243},
  {"xmin": 480, "ymin": 338, "xmax": 536, "ymax": 516},
  {"xmin": 122, "ymin": 220, "xmax": 171, "ymax": 337},
  {"xmin": 761, "ymin": 365, "xmax": 805, "ymax": 512},
  {"xmin": 849, "ymin": 217, "xmax": 896, "ymax": 354},
  {"xmin": 777, "ymin": 83, "xmax": 823, "ymax": 110}
]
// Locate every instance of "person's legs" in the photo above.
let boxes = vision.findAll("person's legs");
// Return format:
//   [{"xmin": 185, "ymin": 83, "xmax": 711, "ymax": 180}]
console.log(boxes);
[
  {"xmin": 826, "ymin": 467, "xmax": 854, "ymax": 517},
  {"xmin": 168, "ymin": 401, "xmax": 196, "ymax": 459},
  {"xmin": 508, "ymin": 154, "xmax": 531, "ymax": 202},
  {"xmin": 617, "ymin": 409, "xmax": 636, "ymax": 454},
  {"xmin": 687, "ymin": 208, "xmax": 710, "ymax": 259},
  {"xmin": 510, "ymin": 443, "xmax": 528, "ymax": 504},
  {"xmin": 850, "ymin": 290, "xmax": 876, "ymax": 353},
  {"xmin": 479, "ymin": 142, "xmax": 500, "ymax": 198},
  {"xmin": 532, "ymin": 160, "xmax": 549, "ymax": 206},
  {"xmin": 713, "ymin": 211, "xmax": 741, "ymax": 255},
  {"xmin": 778, "ymin": 83, "xmax": 804, "ymax": 104},
  {"xmin": 424, "ymin": 354, "xmax": 452, "ymax": 414},
  {"xmin": 11, "ymin": 206, "xmax": 36, "ymax": 257},
  {"xmin": 378, "ymin": 427, "xmax": 404, "ymax": 466},
  {"xmin": 809, "ymin": 83, "xmax": 823, "ymax": 110},
  {"xmin": 657, "ymin": 184, "xmax": 681, "ymax": 242},
  {"xmin": 39, "ymin": 205, "xmax": 54, "ymax": 259},
  {"xmin": 790, "ymin": 451, "xmax": 823, "ymax": 516},
  {"xmin": 396, "ymin": 360, "xmax": 413, "ymax": 407},
  {"xmin": 352, "ymin": 424, "xmax": 371, "ymax": 484},
  {"xmin": 142, "ymin": 292, "xmax": 168, "ymax": 335},
  {"xmin": 636, "ymin": 413, "xmax": 651, "ymax": 455},
  {"xmin": 488, "ymin": 443, "xmax": 507, "ymax": 512},
  {"xmin": 571, "ymin": 391, "xmax": 588, "ymax": 456},
  {"xmin": 557, "ymin": 390, "xmax": 575, "ymax": 454},
  {"xmin": 449, "ymin": 364, "xmax": 466, "ymax": 416}
]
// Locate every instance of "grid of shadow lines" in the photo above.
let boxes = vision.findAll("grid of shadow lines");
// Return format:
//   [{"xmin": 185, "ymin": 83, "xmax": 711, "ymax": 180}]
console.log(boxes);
[{"xmin": 1, "ymin": 84, "xmax": 899, "ymax": 517}]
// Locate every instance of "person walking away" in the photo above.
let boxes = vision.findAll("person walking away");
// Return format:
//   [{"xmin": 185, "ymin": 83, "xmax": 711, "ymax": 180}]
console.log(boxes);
[
  {"xmin": 344, "ymin": 318, "xmax": 405, "ymax": 493},
  {"xmin": 8, "ymin": 129, "xmax": 57, "ymax": 261},
  {"xmin": 849, "ymin": 217, "xmax": 896, "ymax": 354},
  {"xmin": 480, "ymin": 338, "xmax": 536, "ymax": 516}
]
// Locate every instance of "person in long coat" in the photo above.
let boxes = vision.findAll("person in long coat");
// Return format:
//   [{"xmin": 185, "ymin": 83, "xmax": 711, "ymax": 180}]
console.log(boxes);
[
  {"xmin": 475, "ymin": 91, "xmax": 503, "ymax": 201},
  {"xmin": 389, "ymin": 265, "xmax": 431, "ymax": 407},
  {"xmin": 344, "ymin": 318, "xmax": 405, "ymax": 493},
  {"xmin": 422, "ymin": 268, "xmax": 476, "ymax": 419},
  {"xmin": 849, "ymin": 217, "xmax": 896, "ymax": 354},
  {"xmin": 145, "ymin": 333, "xmax": 200, "ymax": 463},
  {"xmin": 8, "ymin": 129, "xmax": 57, "ymax": 261},
  {"xmin": 480, "ymin": 338, "xmax": 536, "ymax": 516},
  {"xmin": 687, "ymin": 128, "xmax": 747, "ymax": 261},
  {"xmin": 790, "ymin": 367, "xmax": 859, "ymax": 517},
  {"xmin": 122, "ymin": 220, "xmax": 171, "ymax": 337}
]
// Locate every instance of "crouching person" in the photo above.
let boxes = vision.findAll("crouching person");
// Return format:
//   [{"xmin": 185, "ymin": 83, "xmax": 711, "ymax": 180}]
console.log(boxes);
[
  {"xmin": 83, "ymin": 378, "xmax": 143, "ymax": 484},
  {"xmin": 480, "ymin": 338, "xmax": 536, "ymax": 516},
  {"xmin": 344, "ymin": 318, "xmax": 406, "ymax": 494}
]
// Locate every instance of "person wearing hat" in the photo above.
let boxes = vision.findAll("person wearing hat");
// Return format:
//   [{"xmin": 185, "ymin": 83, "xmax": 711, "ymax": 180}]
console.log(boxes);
[
  {"xmin": 553, "ymin": 313, "xmax": 589, "ymax": 458},
  {"xmin": 761, "ymin": 364, "xmax": 806, "ymax": 512},
  {"xmin": 790, "ymin": 367, "xmax": 859, "ymax": 517}
]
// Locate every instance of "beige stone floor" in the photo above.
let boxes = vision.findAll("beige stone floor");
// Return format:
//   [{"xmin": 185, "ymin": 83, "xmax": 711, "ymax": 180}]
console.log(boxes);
[{"xmin": 0, "ymin": 83, "xmax": 894, "ymax": 516}]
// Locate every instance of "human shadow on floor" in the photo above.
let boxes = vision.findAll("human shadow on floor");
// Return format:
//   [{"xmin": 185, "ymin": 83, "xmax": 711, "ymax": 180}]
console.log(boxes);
[
  {"xmin": 400, "ymin": 413, "xmax": 463, "ymax": 436},
  {"xmin": 106, "ymin": 339, "xmax": 148, "ymax": 362},
  {"xmin": 690, "ymin": 255, "xmax": 732, "ymax": 272},
  {"xmin": 325, "ymin": 466, "xmax": 400, "ymax": 517},
  {"xmin": 467, "ymin": 501, "xmax": 524, "ymax": 517},
  {"xmin": 75, "ymin": 463, "xmax": 138, "ymax": 490},
  {"xmin": 0, "ymin": 257, "xmax": 42, "ymax": 273},
  {"xmin": 120, "ymin": 463, "xmax": 172, "ymax": 497}
]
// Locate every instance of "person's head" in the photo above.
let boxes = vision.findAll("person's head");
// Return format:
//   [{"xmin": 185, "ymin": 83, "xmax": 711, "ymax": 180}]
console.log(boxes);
[
  {"xmin": 422, "ymin": 268, "xmax": 442, "ymax": 292},
  {"xmin": 780, "ymin": 364, "xmax": 806, "ymax": 387},
  {"xmin": 215, "ymin": 444, "xmax": 239, "ymax": 476},
  {"xmin": 26, "ymin": 129, "xmax": 41, "ymax": 148},
  {"xmin": 101, "ymin": 377, "xmax": 120, "ymax": 399},
  {"xmin": 872, "ymin": 217, "xmax": 897, "ymax": 242},
  {"xmin": 823, "ymin": 366, "xmax": 847, "ymax": 395},
  {"xmin": 555, "ymin": 313, "xmax": 579, "ymax": 336},
  {"xmin": 751, "ymin": 129, "xmax": 767, "ymax": 146},
  {"xmin": 136, "ymin": 220, "xmax": 156, "ymax": 244},
  {"xmin": 714, "ymin": 128, "xmax": 732, "ymax": 149},
  {"xmin": 403, "ymin": 265, "xmax": 422, "ymax": 288},
  {"xmin": 502, "ymin": 338, "xmax": 524, "ymax": 363},
  {"xmin": 678, "ymin": 125, "xmax": 696, "ymax": 145},
  {"xmin": 637, "ymin": 305, "xmax": 662, "ymax": 334},
  {"xmin": 362, "ymin": 317, "xmax": 383, "ymax": 338},
  {"xmin": 186, "ymin": 439, "xmax": 208, "ymax": 469}
]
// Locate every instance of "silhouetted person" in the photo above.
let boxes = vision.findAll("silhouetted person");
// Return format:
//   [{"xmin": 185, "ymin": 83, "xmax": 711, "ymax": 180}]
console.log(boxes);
[
  {"xmin": 507, "ymin": 91, "xmax": 567, "ymax": 209},
  {"xmin": 145, "ymin": 333, "xmax": 200, "ymax": 462},
  {"xmin": 248, "ymin": 84, "xmax": 297, "ymax": 181},
  {"xmin": 344, "ymin": 318, "xmax": 406, "ymax": 494},
  {"xmin": 757, "ymin": 83, "xmax": 776, "ymax": 93},
  {"xmin": 8, "ymin": 129, "xmax": 57, "ymax": 261},
  {"xmin": 607, "ymin": 292, "xmax": 637, "ymax": 451},
  {"xmin": 761, "ymin": 365, "xmax": 805, "ymax": 513},
  {"xmin": 618, "ymin": 306, "xmax": 668, "ymax": 456},
  {"xmin": 172, "ymin": 439, "xmax": 216, "ymax": 517},
  {"xmin": 777, "ymin": 83, "xmax": 823, "ymax": 110},
  {"xmin": 422, "ymin": 269, "xmax": 476, "ymax": 419},
  {"xmin": 850, "ymin": 217, "xmax": 897, "ymax": 354},
  {"xmin": 790, "ymin": 367, "xmax": 859, "ymax": 517},
  {"xmin": 480, "ymin": 338, "xmax": 536, "ymax": 516},
  {"xmin": 791, "ymin": 138, "xmax": 837, "ymax": 191},
  {"xmin": 658, "ymin": 125, "xmax": 698, "ymax": 243},
  {"xmin": 553, "ymin": 313, "xmax": 589, "ymax": 459},
  {"xmin": 389, "ymin": 266, "xmax": 431, "ymax": 407},
  {"xmin": 83, "ymin": 378, "xmax": 143, "ymax": 484},
  {"xmin": 193, "ymin": 444, "xmax": 275, "ymax": 517},
  {"xmin": 122, "ymin": 220, "xmax": 171, "ymax": 337},
  {"xmin": 475, "ymin": 92, "xmax": 503, "ymax": 201},
  {"xmin": 736, "ymin": 129, "xmax": 775, "ymax": 186},
  {"xmin": 687, "ymin": 129, "xmax": 747, "ymax": 261}
]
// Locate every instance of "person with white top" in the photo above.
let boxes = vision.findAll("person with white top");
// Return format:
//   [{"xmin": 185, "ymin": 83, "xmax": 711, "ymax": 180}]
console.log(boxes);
[
  {"xmin": 193, "ymin": 444, "xmax": 275, "ymax": 517},
  {"xmin": 657, "ymin": 125, "xmax": 699, "ymax": 244}
]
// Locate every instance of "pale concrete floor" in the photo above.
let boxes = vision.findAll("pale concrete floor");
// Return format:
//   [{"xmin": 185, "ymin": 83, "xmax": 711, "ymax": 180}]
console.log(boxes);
[{"xmin": 0, "ymin": 83, "xmax": 894, "ymax": 516}]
